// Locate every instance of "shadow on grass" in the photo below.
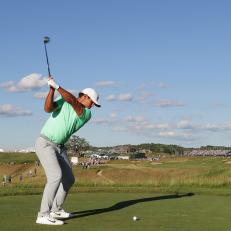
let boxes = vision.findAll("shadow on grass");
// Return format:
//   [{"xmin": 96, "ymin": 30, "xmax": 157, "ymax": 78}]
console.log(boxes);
[{"xmin": 67, "ymin": 193, "xmax": 194, "ymax": 220}]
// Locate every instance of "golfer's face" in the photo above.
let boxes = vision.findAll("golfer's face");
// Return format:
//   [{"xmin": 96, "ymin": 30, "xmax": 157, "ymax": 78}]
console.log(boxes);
[{"xmin": 85, "ymin": 96, "xmax": 95, "ymax": 108}]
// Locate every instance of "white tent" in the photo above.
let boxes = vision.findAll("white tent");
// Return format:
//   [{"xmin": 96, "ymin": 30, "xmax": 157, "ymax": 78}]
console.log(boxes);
[{"xmin": 71, "ymin": 157, "xmax": 78, "ymax": 165}]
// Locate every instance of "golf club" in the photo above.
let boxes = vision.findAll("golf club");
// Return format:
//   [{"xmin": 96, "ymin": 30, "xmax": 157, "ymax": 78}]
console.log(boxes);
[{"xmin": 43, "ymin": 36, "xmax": 51, "ymax": 76}]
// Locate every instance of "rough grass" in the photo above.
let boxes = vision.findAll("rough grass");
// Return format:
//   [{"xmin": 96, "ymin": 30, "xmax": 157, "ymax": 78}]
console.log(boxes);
[
  {"xmin": 2, "ymin": 155, "xmax": 231, "ymax": 196},
  {"xmin": 0, "ymin": 152, "xmax": 37, "ymax": 164}
]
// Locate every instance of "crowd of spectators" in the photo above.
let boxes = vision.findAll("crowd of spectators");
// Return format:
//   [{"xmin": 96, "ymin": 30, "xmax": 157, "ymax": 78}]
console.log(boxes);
[
  {"xmin": 185, "ymin": 149, "xmax": 231, "ymax": 156},
  {"xmin": 79, "ymin": 157, "xmax": 106, "ymax": 169}
]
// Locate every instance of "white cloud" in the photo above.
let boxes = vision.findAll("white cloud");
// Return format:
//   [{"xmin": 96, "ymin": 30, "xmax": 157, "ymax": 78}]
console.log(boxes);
[
  {"xmin": 127, "ymin": 122, "xmax": 170, "ymax": 132},
  {"xmin": 0, "ymin": 104, "xmax": 32, "ymax": 117},
  {"xmin": 155, "ymin": 99, "xmax": 185, "ymax": 108},
  {"xmin": 106, "ymin": 94, "xmax": 116, "ymax": 101},
  {"xmin": 125, "ymin": 115, "xmax": 146, "ymax": 123},
  {"xmin": 95, "ymin": 81, "xmax": 117, "ymax": 87},
  {"xmin": 33, "ymin": 92, "xmax": 48, "ymax": 99},
  {"xmin": 123, "ymin": 116, "xmax": 171, "ymax": 132},
  {"xmin": 158, "ymin": 131, "xmax": 192, "ymax": 139},
  {"xmin": 92, "ymin": 113, "xmax": 231, "ymax": 144},
  {"xmin": 117, "ymin": 93, "xmax": 133, "ymax": 101},
  {"xmin": 0, "ymin": 73, "xmax": 47, "ymax": 92},
  {"xmin": 106, "ymin": 93, "xmax": 133, "ymax": 102},
  {"xmin": 33, "ymin": 89, "xmax": 78, "ymax": 100},
  {"xmin": 145, "ymin": 123, "xmax": 170, "ymax": 129},
  {"xmin": 202, "ymin": 123, "xmax": 231, "ymax": 132},
  {"xmin": 177, "ymin": 119, "xmax": 195, "ymax": 129},
  {"xmin": 0, "ymin": 81, "xmax": 14, "ymax": 88},
  {"xmin": 159, "ymin": 131, "xmax": 176, "ymax": 137}
]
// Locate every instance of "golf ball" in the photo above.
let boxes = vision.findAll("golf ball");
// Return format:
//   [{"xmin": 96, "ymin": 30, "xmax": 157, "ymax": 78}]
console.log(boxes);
[{"xmin": 133, "ymin": 216, "xmax": 137, "ymax": 221}]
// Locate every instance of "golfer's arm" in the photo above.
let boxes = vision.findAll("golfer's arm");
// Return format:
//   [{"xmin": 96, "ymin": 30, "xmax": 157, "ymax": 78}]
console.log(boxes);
[
  {"xmin": 57, "ymin": 87, "xmax": 83, "ymax": 115},
  {"xmin": 57, "ymin": 87, "xmax": 76, "ymax": 105},
  {"xmin": 44, "ymin": 88, "xmax": 57, "ymax": 112}
]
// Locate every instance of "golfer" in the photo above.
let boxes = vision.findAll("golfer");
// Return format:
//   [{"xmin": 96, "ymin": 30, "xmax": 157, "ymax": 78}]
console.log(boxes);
[{"xmin": 35, "ymin": 77, "xmax": 100, "ymax": 225}]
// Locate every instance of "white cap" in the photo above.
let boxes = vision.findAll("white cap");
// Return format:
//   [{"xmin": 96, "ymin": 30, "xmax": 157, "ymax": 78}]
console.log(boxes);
[{"xmin": 80, "ymin": 88, "xmax": 101, "ymax": 107}]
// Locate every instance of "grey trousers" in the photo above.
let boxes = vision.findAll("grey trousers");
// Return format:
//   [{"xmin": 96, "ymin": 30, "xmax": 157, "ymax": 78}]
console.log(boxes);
[{"xmin": 35, "ymin": 136, "xmax": 75, "ymax": 217}]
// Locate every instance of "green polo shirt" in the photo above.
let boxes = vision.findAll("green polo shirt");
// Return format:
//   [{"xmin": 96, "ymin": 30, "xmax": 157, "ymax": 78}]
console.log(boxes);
[{"xmin": 41, "ymin": 96, "xmax": 91, "ymax": 144}]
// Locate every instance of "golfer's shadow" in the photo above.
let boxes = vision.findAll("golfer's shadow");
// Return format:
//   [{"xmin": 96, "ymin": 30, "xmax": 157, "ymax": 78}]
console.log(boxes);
[{"xmin": 66, "ymin": 192, "xmax": 194, "ymax": 220}]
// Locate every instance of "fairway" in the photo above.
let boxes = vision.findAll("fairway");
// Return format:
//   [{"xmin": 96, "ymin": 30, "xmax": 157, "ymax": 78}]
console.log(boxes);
[{"xmin": 1, "ymin": 192, "xmax": 231, "ymax": 231}]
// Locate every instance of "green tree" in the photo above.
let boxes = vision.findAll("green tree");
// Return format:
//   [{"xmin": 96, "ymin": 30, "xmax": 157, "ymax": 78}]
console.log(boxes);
[{"xmin": 66, "ymin": 135, "xmax": 90, "ymax": 156}]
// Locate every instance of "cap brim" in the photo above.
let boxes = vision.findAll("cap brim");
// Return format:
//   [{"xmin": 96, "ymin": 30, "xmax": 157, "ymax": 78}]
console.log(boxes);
[
  {"xmin": 94, "ymin": 103, "xmax": 101, "ymax": 107},
  {"xmin": 91, "ymin": 98, "xmax": 101, "ymax": 107}
]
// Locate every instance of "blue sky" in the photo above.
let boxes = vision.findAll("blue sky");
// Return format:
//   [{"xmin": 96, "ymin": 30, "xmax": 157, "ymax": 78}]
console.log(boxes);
[{"xmin": 1, "ymin": 0, "xmax": 231, "ymax": 150}]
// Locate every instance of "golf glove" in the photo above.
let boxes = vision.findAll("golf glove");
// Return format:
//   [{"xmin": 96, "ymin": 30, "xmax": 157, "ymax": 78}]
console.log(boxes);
[{"xmin": 48, "ymin": 78, "xmax": 59, "ymax": 90}]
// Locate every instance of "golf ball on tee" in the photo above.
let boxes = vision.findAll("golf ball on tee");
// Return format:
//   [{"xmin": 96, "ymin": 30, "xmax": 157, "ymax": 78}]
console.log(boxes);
[{"xmin": 133, "ymin": 216, "xmax": 137, "ymax": 221}]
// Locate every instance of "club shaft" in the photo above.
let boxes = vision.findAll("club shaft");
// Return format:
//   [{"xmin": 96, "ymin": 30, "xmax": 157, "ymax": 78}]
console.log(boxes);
[{"xmin": 44, "ymin": 43, "xmax": 51, "ymax": 76}]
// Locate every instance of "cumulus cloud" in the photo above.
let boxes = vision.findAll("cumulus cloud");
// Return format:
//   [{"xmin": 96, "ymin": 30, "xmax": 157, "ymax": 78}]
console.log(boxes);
[
  {"xmin": 106, "ymin": 95, "xmax": 116, "ymax": 101},
  {"xmin": 201, "ymin": 123, "xmax": 231, "ymax": 132},
  {"xmin": 158, "ymin": 131, "xmax": 176, "ymax": 137},
  {"xmin": 158, "ymin": 131, "xmax": 193, "ymax": 139},
  {"xmin": 93, "ymin": 115, "xmax": 171, "ymax": 133},
  {"xmin": 33, "ymin": 92, "xmax": 48, "ymax": 99},
  {"xmin": 0, "ymin": 104, "xmax": 32, "ymax": 117},
  {"xmin": 92, "ymin": 112, "xmax": 231, "ymax": 144},
  {"xmin": 155, "ymin": 99, "xmax": 185, "ymax": 108},
  {"xmin": 0, "ymin": 73, "xmax": 47, "ymax": 92},
  {"xmin": 177, "ymin": 119, "xmax": 196, "ymax": 129},
  {"xmin": 127, "ymin": 122, "xmax": 170, "ymax": 132},
  {"xmin": 117, "ymin": 94, "xmax": 133, "ymax": 101},
  {"xmin": 95, "ymin": 81, "xmax": 117, "ymax": 87},
  {"xmin": 106, "ymin": 93, "xmax": 133, "ymax": 102}
]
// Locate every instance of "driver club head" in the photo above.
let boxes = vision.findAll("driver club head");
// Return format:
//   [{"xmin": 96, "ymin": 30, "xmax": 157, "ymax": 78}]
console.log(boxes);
[
  {"xmin": 43, "ymin": 36, "xmax": 50, "ymax": 44},
  {"xmin": 43, "ymin": 36, "xmax": 51, "ymax": 76}
]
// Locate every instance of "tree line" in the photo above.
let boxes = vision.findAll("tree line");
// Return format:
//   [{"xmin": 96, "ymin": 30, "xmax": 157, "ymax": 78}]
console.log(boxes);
[{"xmin": 66, "ymin": 136, "xmax": 231, "ymax": 156}]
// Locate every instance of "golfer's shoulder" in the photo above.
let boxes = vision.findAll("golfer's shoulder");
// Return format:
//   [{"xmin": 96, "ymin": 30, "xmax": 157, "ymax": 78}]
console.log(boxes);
[
  {"xmin": 84, "ymin": 108, "xmax": 91, "ymax": 117},
  {"xmin": 55, "ymin": 96, "xmax": 65, "ymax": 105},
  {"xmin": 81, "ymin": 108, "xmax": 91, "ymax": 121}
]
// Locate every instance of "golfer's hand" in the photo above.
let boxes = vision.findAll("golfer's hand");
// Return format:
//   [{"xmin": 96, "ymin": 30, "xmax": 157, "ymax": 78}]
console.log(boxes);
[{"xmin": 48, "ymin": 77, "xmax": 59, "ymax": 90}]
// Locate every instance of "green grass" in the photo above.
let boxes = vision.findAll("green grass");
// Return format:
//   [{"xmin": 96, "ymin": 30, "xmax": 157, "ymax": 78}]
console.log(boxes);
[
  {"xmin": 2, "ymin": 155, "xmax": 231, "ymax": 230},
  {"xmin": 0, "ymin": 152, "xmax": 37, "ymax": 164},
  {"xmin": 1, "ymin": 192, "xmax": 231, "ymax": 231}
]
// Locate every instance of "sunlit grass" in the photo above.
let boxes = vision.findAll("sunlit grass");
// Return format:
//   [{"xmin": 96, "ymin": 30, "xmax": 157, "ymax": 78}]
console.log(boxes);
[{"xmin": 2, "ymin": 156, "xmax": 231, "ymax": 196}]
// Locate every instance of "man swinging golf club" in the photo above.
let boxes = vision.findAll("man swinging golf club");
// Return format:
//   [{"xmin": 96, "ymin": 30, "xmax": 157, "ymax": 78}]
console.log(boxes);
[{"xmin": 35, "ymin": 77, "xmax": 100, "ymax": 225}]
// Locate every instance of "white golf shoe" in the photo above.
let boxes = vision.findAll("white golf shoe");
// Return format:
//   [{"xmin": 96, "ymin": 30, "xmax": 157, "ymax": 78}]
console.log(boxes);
[
  {"xmin": 36, "ymin": 215, "xmax": 64, "ymax": 225},
  {"xmin": 50, "ymin": 209, "xmax": 73, "ymax": 219}
]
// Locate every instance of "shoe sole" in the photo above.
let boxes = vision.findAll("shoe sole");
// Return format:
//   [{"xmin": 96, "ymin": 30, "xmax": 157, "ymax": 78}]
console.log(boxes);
[{"xmin": 36, "ymin": 219, "xmax": 64, "ymax": 225}]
